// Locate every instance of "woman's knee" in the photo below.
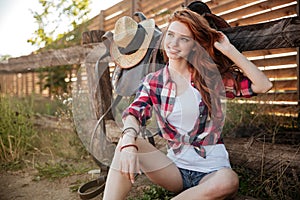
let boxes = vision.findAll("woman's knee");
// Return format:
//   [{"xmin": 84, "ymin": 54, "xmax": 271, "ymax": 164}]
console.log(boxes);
[
  {"xmin": 200, "ymin": 168, "xmax": 239, "ymax": 198},
  {"xmin": 215, "ymin": 168, "xmax": 239, "ymax": 196}
]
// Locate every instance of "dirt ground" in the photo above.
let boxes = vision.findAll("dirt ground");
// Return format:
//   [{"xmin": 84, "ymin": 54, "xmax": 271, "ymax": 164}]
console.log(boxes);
[
  {"xmin": 0, "ymin": 168, "xmax": 83, "ymax": 200},
  {"xmin": 0, "ymin": 167, "xmax": 258, "ymax": 200},
  {"xmin": 0, "ymin": 166, "xmax": 154, "ymax": 200},
  {"xmin": 0, "ymin": 118, "xmax": 257, "ymax": 200}
]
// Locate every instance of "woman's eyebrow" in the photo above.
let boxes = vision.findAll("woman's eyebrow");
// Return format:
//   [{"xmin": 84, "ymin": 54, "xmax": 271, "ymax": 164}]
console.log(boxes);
[{"xmin": 167, "ymin": 30, "xmax": 192, "ymax": 38}]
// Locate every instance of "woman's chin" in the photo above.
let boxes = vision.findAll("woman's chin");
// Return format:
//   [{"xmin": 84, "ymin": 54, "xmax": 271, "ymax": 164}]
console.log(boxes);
[{"xmin": 166, "ymin": 52, "xmax": 181, "ymax": 60}]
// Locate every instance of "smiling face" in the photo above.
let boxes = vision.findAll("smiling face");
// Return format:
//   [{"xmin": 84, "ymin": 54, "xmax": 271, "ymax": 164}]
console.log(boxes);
[{"xmin": 164, "ymin": 21, "xmax": 195, "ymax": 61}]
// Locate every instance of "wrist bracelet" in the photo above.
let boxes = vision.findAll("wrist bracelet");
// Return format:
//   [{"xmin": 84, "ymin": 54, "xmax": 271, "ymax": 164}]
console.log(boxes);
[
  {"xmin": 122, "ymin": 127, "xmax": 138, "ymax": 140},
  {"xmin": 120, "ymin": 144, "xmax": 139, "ymax": 152}
]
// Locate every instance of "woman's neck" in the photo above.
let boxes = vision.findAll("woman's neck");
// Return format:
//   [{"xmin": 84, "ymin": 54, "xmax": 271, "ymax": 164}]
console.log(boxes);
[
  {"xmin": 168, "ymin": 59, "xmax": 192, "ymax": 96},
  {"xmin": 168, "ymin": 59, "xmax": 191, "ymax": 80}
]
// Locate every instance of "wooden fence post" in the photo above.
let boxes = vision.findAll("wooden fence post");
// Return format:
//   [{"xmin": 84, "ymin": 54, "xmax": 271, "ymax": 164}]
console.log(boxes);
[
  {"xmin": 131, "ymin": 0, "xmax": 141, "ymax": 17},
  {"xmin": 82, "ymin": 33, "xmax": 113, "ymax": 119},
  {"xmin": 99, "ymin": 10, "xmax": 104, "ymax": 31},
  {"xmin": 16, "ymin": 74, "xmax": 19, "ymax": 97},
  {"xmin": 31, "ymin": 73, "xmax": 34, "ymax": 94}
]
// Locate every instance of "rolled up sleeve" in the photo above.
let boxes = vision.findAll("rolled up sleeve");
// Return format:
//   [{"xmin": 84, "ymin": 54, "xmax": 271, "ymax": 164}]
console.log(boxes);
[
  {"xmin": 122, "ymin": 82, "xmax": 153, "ymax": 126},
  {"xmin": 224, "ymin": 74, "xmax": 256, "ymax": 99}
]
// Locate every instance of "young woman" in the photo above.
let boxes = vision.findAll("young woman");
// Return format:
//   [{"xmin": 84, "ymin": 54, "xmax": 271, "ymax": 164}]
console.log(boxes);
[{"xmin": 103, "ymin": 9, "xmax": 272, "ymax": 200}]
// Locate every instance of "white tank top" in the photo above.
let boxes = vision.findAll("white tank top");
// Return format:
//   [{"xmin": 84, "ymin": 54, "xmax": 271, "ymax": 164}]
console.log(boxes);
[{"xmin": 166, "ymin": 84, "xmax": 231, "ymax": 172}]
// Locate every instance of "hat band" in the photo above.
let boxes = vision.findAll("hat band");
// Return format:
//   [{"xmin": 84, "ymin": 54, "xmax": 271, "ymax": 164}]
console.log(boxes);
[{"xmin": 118, "ymin": 24, "xmax": 146, "ymax": 55}]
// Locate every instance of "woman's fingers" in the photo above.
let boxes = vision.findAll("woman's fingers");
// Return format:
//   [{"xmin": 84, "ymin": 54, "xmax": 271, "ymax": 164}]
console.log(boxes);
[
  {"xmin": 119, "ymin": 150, "xmax": 140, "ymax": 183},
  {"xmin": 129, "ymin": 164, "xmax": 136, "ymax": 183},
  {"xmin": 214, "ymin": 32, "xmax": 232, "ymax": 55}
]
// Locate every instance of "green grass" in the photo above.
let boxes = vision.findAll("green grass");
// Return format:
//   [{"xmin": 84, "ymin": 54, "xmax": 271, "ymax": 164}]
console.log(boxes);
[
  {"xmin": 0, "ymin": 94, "xmax": 92, "ymax": 172},
  {"xmin": 233, "ymin": 164, "xmax": 300, "ymax": 200},
  {"xmin": 1, "ymin": 94, "xmax": 298, "ymax": 199},
  {"xmin": 34, "ymin": 161, "xmax": 90, "ymax": 181},
  {"xmin": 129, "ymin": 185, "xmax": 175, "ymax": 200},
  {"xmin": 0, "ymin": 95, "xmax": 36, "ymax": 166}
]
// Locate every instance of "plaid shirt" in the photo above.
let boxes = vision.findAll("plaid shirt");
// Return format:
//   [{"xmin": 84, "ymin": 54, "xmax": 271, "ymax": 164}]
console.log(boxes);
[{"xmin": 123, "ymin": 66, "xmax": 255, "ymax": 158}]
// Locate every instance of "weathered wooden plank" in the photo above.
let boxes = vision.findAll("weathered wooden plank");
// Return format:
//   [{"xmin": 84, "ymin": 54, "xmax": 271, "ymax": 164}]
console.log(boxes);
[
  {"xmin": 252, "ymin": 55, "xmax": 296, "ymax": 67},
  {"xmin": 84, "ymin": 52, "xmax": 113, "ymax": 121},
  {"xmin": 104, "ymin": 10, "xmax": 131, "ymax": 31},
  {"xmin": 105, "ymin": 8, "xmax": 131, "ymax": 25},
  {"xmin": 263, "ymin": 67, "xmax": 297, "ymax": 79},
  {"xmin": 230, "ymin": 5, "xmax": 297, "ymax": 26},
  {"xmin": 243, "ymin": 48, "xmax": 296, "ymax": 57},
  {"xmin": 206, "ymin": 0, "xmax": 235, "ymax": 9},
  {"xmin": 0, "ymin": 43, "xmax": 101, "ymax": 73},
  {"xmin": 220, "ymin": 0, "xmax": 295, "ymax": 21},
  {"xmin": 82, "ymin": 30, "xmax": 105, "ymax": 44},
  {"xmin": 87, "ymin": 14, "xmax": 102, "ymax": 31},
  {"xmin": 231, "ymin": 104, "xmax": 298, "ymax": 116},
  {"xmin": 144, "ymin": 0, "xmax": 182, "ymax": 18},
  {"xmin": 222, "ymin": 16, "xmax": 300, "ymax": 52},
  {"xmin": 103, "ymin": 0, "xmax": 131, "ymax": 18},
  {"xmin": 211, "ymin": 0, "xmax": 259, "ymax": 15},
  {"xmin": 141, "ymin": 0, "xmax": 169, "ymax": 14},
  {"xmin": 272, "ymin": 80, "xmax": 298, "ymax": 91}
]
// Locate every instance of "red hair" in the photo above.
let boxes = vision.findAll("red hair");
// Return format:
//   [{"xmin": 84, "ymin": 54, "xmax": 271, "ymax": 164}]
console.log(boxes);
[{"xmin": 163, "ymin": 9, "xmax": 241, "ymax": 116}]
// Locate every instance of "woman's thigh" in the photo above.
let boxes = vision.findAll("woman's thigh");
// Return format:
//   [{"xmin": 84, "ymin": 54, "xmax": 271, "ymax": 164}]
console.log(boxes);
[
  {"xmin": 136, "ymin": 138, "xmax": 183, "ymax": 193},
  {"xmin": 111, "ymin": 137, "xmax": 183, "ymax": 192}
]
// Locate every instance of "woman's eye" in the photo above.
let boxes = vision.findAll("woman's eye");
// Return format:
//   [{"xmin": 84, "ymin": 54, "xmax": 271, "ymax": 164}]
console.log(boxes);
[
  {"xmin": 167, "ymin": 32, "xmax": 174, "ymax": 37},
  {"xmin": 181, "ymin": 38, "xmax": 189, "ymax": 42}
]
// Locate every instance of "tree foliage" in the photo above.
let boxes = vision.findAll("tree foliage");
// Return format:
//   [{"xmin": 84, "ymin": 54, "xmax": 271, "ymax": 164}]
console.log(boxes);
[
  {"xmin": 28, "ymin": 0, "xmax": 90, "ymax": 49},
  {"xmin": 0, "ymin": 55, "xmax": 11, "ymax": 62},
  {"xmin": 27, "ymin": 0, "xmax": 90, "ymax": 96}
]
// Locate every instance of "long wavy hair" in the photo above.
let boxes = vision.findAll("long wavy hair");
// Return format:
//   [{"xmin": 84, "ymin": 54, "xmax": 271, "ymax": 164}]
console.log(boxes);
[{"xmin": 162, "ymin": 9, "xmax": 241, "ymax": 116}]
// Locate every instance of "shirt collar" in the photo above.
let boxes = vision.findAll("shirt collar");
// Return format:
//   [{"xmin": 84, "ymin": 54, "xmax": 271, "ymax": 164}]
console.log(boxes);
[{"xmin": 163, "ymin": 64, "xmax": 173, "ymax": 86}]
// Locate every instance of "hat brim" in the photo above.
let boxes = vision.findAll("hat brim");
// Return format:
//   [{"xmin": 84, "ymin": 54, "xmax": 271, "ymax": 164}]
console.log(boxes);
[{"xmin": 110, "ymin": 18, "xmax": 155, "ymax": 69}]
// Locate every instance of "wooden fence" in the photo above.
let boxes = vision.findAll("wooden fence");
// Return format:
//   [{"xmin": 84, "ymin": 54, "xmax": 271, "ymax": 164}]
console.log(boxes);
[{"xmin": 0, "ymin": 0, "xmax": 299, "ymax": 117}]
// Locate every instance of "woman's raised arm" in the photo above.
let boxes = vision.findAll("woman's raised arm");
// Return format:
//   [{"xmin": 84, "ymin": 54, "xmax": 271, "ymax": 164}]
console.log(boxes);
[{"xmin": 214, "ymin": 32, "xmax": 273, "ymax": 94}]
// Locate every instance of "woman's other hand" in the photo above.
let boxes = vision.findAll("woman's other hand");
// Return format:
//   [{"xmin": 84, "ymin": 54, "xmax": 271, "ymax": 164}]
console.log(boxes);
[{"xmin": 119, "ymin": 134, "xmax": 141, "ymax": 183}]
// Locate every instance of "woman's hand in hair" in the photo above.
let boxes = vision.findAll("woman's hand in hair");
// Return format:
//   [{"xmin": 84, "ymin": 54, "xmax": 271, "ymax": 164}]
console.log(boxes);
[{"xmin": 213, "ymin": 31, "xmax": 234, "ymax": 56}]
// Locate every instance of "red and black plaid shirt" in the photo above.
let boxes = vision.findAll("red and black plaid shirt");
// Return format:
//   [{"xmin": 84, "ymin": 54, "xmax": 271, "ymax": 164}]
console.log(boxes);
[{"xmin": 123, "ymin": 66, "xmax": 255, "ymax": 158}]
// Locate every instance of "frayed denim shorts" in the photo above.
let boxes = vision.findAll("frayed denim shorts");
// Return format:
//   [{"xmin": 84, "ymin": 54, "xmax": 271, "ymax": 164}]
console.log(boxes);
[{"xmin": 178, "ymin": 167, "xmax": 215, "ymax": 191}]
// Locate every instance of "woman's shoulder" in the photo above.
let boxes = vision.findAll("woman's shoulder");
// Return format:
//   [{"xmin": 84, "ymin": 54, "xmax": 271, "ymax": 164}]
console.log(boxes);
[{"xmin": 144, "ymin": 66, "xmax": 165, "ymax": 81}]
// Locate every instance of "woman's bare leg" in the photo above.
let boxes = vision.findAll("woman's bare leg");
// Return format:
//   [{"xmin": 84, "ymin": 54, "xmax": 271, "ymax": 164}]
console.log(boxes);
[
  {"xmin": 103, "ymin": 138, "xmax": 183, "ymax": 200},
  {"xmin": 172, "ymin": 168, "xmax": 239, "ymax": 200}
]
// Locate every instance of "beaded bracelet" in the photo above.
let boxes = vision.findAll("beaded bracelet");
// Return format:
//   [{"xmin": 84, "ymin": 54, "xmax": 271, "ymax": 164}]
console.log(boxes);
[
  {"xmin": 120, "ymin": 144, "xmax": 139, "ymax": 152},
  {"xmin": 122, "ymin": 127, "xmax": 138, "ymax": 140}
]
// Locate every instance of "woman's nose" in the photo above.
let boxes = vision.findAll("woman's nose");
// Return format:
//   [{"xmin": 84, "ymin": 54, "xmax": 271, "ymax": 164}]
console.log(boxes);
[{"xmin": 169, "ymin": 37, "xmax": 179, "ymax": 47}]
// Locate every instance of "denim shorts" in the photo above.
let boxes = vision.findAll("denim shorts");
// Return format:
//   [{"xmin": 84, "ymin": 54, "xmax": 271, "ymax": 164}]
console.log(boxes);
[{"xmin": 178, "ymin": 167, "xmax": 215, "ymax": 191}]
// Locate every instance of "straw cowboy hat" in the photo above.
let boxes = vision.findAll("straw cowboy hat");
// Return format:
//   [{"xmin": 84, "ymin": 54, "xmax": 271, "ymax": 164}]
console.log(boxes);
[{"xmin": 110, "ymin": 16, "xmax": 155, "ymax": 69}]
